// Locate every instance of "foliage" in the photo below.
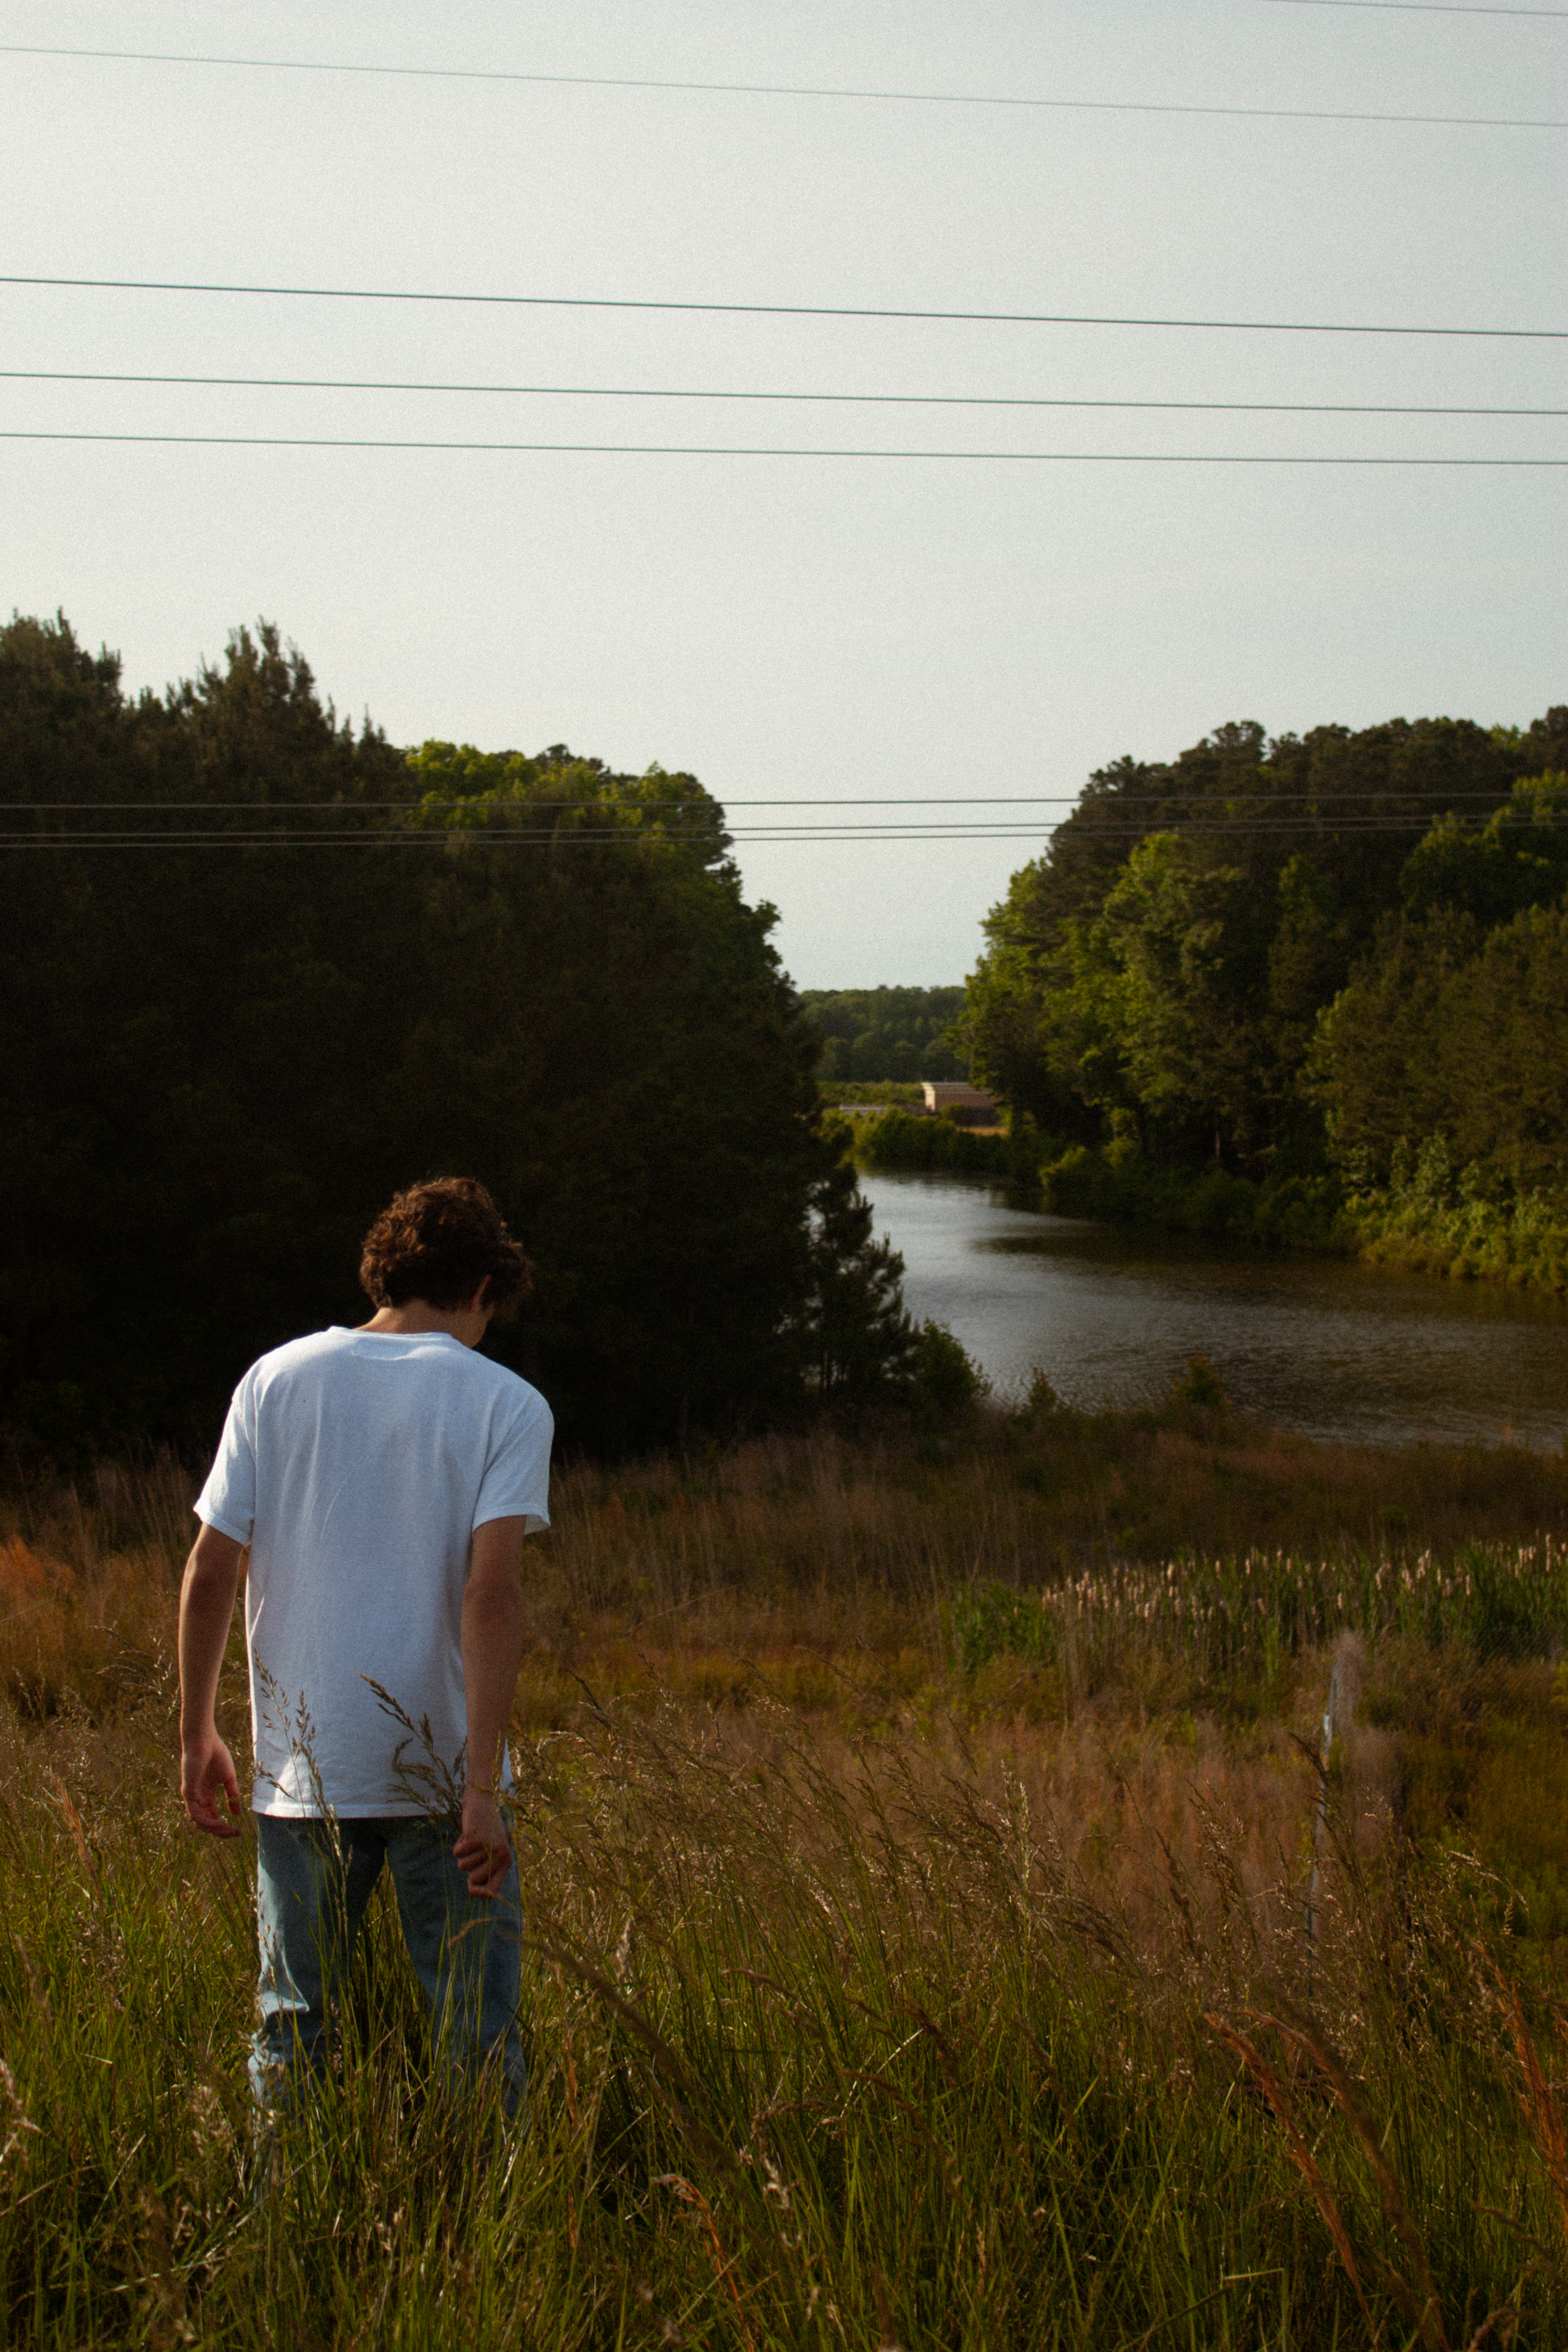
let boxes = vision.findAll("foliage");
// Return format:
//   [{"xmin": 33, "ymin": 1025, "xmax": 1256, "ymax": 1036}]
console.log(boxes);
[
  {"xmin": 1344, "ymin": 1142, "xmax": 1568, "ymax": 1295},
  {"xmin": 1170, "ymin": 1353, "xmax": 1228, "ymax": 1410},
  {"xmin": 1305, "ymin": 831, "xmax": 1568, "ymax": 1288},
  {"xmin": 814, "ymin": 1079, "xmax": 928, "ymax": 1106},
  {"xmin": 0, "ymin": 613, "xmax": 948, "ymax": 1456},
  {"xmin": 799, "ymin": 984, "xmax": 967, "ymax": 1083},
  {"xmin": 788, "ymin": 1132, "xmax": 920, "ymax": 1411},
  {"xmin": 1313, "ymin": 894, "xmax": 1568, "ymax": 1190},
  {"xmin": 1041, "ymin": 1144, "xmax": 1351, "ymax": 1250},
  {"xmin": 946, "ymin": 1576, "xmax": 1057, "ymax": 1671},
  {"xmin": 783, "ymin": 1134, "xmax": 988, "ymax": 1421},
  {"xmin": 960, "ymin": 709, "xmax": 1568, "ymax": 1201},
  {"xmin": 858, "ymin": 1111, "xmax": 1348, "ymax": 1251},
  {"xmin": 901, "ymin": 1316, "xmax": 989, "ymax": 1422},
  {"xmin": 1078, "ymin": 835, "xmax": 1272, "ymax": 1154},
  {"xmin": 1401, "ymin": 770, "xmax": 1568, "ymax": 930},
  {"xmin": 852, "ymin": 1105, "xmax": 1012, "ymax": 1176}
]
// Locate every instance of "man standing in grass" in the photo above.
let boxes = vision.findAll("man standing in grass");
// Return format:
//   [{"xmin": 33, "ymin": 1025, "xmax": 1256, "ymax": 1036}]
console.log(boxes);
[{"xmin": 177, "ymin": 1177, "xmax": 553, "ymax": 2125}]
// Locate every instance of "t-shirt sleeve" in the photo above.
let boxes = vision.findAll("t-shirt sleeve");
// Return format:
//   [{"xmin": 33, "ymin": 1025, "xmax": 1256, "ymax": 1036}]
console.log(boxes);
[
  {"xmin": 473, "ymin": 1386, "xmax": 553, "ymax": 1534},
  {"xmin": 194, "ymin": 1373, "xmax": 259, "ymax": 1543}
]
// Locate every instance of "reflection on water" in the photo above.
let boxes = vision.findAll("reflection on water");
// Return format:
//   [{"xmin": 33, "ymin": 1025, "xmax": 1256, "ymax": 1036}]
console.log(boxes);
[{"xmin": 861, "ymin": 1169, "xmax": 1568, "ymax": 1451}]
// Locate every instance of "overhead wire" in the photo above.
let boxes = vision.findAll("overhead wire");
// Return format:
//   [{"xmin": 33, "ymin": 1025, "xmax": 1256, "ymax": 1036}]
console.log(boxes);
[
  {"xmin": 1256, "ymin": 1, "xmax": 1566, "ymax": 15},
  {"xmin": 6, "ymin": 830, "xmax": 1560, "ymax": 848},
  {"xmin": 6, "ymin": 276, "xmax": 1563, "ymax": 340},
  {"xmin": 4, "ymin": 370, "xmax": 1561, "ymax": 418},
  {"xmin": 8, "ymin": 812, "xmax": 1563, "ymax": 846},
  {"xmin": 3, "ymin": 30, "xmax": 1556, "ymax": 848},
  {"xmin": 11, "ymin": 792, "xmax": 1553, "ymax": 811},
  {"xmin": 1, "ymin": 432, "xmax": 1558, "ymax": 464},
  {"xmin": 0, "ymin": 42, "xmax": 1561, "ymax": 128}
]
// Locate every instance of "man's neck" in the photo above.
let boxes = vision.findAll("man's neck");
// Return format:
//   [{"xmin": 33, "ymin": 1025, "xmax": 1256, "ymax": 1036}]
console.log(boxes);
[{"xmin": 357, "ymin": 1298, "xmax": 492, "ymax": 1349}]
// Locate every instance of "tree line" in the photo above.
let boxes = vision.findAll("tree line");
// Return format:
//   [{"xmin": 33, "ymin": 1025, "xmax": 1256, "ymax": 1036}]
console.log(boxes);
[
  {"xmin": 960, "ymin": 706, "xmax": 1568, "ymax": 1271},
  {"xmin": 0, "ymin": 614, "xmax": 959, "ymax": 1457},
  {"xmin": 802, "ymin": 987, "xmax": 968, "ymax": 1085}
]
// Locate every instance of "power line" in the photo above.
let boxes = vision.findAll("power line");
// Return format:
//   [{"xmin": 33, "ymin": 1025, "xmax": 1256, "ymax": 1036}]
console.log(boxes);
[
  {"xmin": 2, "ymin": 831, "xmax": 1553, "ymax": 851},
  {"xmin": 6, "ymin": 276, "xmax": 1562, "ymax": 340},
  {"xmin": 1, "ymin": 41, "xmax": 1561, "ymax": 128},
  {"xmin": 1, "ymin": 432, "xmax": 1559, "ymax": 464},
  {"xmin": 1257, "ymin": 2, "xmax": 1566, "ymax": 15},
  {"xmin": 10, "ymin": 792, "xmax": 1548, "ymax": 810},
  {"xmin": 5, "ymin": 370, "xmax": 1561, "ymax": 419},
  {"xmin": 8, "ymin": 818, "xmax": 1563, "ymax": 844}
]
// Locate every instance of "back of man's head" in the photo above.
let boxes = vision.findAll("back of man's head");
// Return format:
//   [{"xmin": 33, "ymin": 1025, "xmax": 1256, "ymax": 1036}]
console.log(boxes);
[{"xmin": 359, "ymin": 1178, "xmax": 533, "ymax": 1317}]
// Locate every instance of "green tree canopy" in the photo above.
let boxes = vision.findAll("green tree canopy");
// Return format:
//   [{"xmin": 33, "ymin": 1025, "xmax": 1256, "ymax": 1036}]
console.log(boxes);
[
  {"xmin": 1400, "ymin": 771, "xmax": 1568, "ymax": 929},
  {"xmin": 959, "ymin": 708, "xmax": 1568, "ymax": 1179},
  {"xmin": 802, "ymin": 987, "xmax": 968, "ymax": 1085},
  {"xmin": 1310, "ymin": 898, "xmax": 1568, "ymax": 1192},
  {"xmin": 0, "ymin": 614, "xmax": 913, "ymax": 1455}
]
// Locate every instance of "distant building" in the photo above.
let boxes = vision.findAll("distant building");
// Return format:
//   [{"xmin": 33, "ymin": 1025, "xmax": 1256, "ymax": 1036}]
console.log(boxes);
[{"xmin": 921, "ymin": 1082, "xmax": 1003, "ymax": 1128}]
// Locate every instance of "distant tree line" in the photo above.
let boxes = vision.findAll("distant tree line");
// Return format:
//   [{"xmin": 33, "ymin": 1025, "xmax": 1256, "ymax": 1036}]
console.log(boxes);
[
  {"xmin": 0, "ymin": 614, "xmax": 951, "ymax": 1457},
  {"xmin": 960, "ymin": 707, "xmax": 1568, "ymax": 1276},
  {"xmin": 802, "ymin": 987, "xmax": 968, "ymax": 1084}
]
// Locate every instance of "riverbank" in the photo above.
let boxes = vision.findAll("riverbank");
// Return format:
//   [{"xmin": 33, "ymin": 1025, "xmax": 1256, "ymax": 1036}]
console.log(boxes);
[
  {"xmin": 853, "ymin": 1110, "xmax": 1350, "ymax": 1246},
  {"xmin": 6, "ymin": 1420, "xmax": 1568, "ymax": 2344},
  {"xmin": 855, "ymin": 1108, "xmax": 1568, "ymax": 1294},
  {"xmin": 1355, "ymin": 1139, "xmax": 1568, "ymax": 1296}
]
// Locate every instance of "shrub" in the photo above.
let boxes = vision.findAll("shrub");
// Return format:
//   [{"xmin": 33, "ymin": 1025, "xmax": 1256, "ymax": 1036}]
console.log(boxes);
[
  {"xmin": 902, "ymin": 1320, "xmax": 988, "ymax": 1423},
  {"xmin": 948, "ymin": 1578, "xmax": 1058, "ymax": 1673},
  {"xmin": 1172, "ymin": 1354, "xmax": 1229, "ymax": 1411}
]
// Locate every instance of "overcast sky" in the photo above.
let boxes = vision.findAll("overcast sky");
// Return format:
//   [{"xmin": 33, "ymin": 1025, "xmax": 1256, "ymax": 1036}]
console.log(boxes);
[{"xmin": 3, "ymin": 0, "xmax": 1564, "ymax": 987}]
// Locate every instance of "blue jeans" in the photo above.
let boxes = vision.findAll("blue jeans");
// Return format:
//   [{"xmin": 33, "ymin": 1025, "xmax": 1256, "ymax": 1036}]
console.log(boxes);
[{"xmin": 251, "ymin": 1812, "xmax": 526, "ymax": 2120}]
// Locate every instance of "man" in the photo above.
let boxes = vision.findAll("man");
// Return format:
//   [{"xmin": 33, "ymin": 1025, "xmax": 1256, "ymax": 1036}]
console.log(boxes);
[{"xmin": 178, "ymin": 1176, "xmax": 553, "ymax": 2124}]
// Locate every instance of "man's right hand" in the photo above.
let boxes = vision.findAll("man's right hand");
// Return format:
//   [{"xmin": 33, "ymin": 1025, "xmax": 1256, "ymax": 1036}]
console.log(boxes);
[
  {"xmin": 181, "ymin": 1730, "xmax": 244, "ymax": 1837},
  {"xmin": 455, "ymin": 1787, "xmax": 513, "ymax": 1897}
]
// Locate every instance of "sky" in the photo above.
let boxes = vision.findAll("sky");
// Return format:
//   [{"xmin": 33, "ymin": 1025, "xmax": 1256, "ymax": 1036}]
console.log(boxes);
[{"xmin": 2, "ymin": 0, "xmax": 1564, "ymax": 988}]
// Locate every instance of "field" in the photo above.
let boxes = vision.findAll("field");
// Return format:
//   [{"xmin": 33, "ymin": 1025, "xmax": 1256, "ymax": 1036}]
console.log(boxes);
[{"xmin": 4, "ymin": 1401, "xmax": 1568, "ymax": 2348}]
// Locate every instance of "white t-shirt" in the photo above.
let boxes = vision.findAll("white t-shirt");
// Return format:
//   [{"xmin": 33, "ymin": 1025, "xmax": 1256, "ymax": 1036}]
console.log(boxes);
[{"xmin": 195, "ymin": 1326, "xmax": 552, "ymax": 1817}]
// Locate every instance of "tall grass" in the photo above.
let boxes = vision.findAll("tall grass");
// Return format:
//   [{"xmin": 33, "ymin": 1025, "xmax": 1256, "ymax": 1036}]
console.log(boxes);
[{"xmin": 4, "ymin": 1425, "xmax": 1568, "ymax": 2345}]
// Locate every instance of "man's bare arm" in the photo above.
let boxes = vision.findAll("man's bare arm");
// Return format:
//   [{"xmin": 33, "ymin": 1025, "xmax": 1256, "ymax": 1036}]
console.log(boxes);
[
  {"xmin": 455, "ymin": 1514, "xmax": 529, "ymax": 1897},
  {"xmin": 178, "ymin": 1523, "xmax": 247, "ymax": 1837}
]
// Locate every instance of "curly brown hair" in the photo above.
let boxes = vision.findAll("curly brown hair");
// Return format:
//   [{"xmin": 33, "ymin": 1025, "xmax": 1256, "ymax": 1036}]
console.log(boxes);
[{"xmin": 358, "ymin": 1178, "xmax": 533, "ymax": 1317}]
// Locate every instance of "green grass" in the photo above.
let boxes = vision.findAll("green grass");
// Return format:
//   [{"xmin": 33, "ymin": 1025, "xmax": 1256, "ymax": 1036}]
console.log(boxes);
[{"xmin": 6, "ymin": 1429, "xmax": 1568, "ymax": 2345}]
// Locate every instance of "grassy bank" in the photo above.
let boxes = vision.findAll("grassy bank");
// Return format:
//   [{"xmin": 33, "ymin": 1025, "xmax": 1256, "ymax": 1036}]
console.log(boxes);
[{"xmin": 6, "ymin": 1409, "xmax": 1568, "ymax": 2346}]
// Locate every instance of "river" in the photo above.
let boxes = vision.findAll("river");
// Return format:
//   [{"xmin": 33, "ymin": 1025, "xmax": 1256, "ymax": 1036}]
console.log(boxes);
[{"xmin": 859, "ymin": 1169, "xmax": 1568, "ymax": 1451}]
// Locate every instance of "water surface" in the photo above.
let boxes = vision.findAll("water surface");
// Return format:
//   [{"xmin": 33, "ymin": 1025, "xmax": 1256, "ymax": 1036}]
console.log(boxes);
[{"xmin": 861, "ymin": 1169, "xmax": 1568, "ymax": 1451}]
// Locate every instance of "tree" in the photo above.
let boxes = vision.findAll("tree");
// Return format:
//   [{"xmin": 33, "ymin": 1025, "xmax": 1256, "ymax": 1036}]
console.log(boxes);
[
  {"xmin": 1305, "ymin": 910, "xmax": 1478, "ymax": 1182},
  {"xmin": 1309, "ymin": 900, "xmax": 1568, "ymax": 1193},
  {"xmin": 1400, "ymin": 772, "xmax": 1568, "ymax": 930},
  {"xmin": 1088, "ymin": 836, "xmax": 1270, "ymax": 1161},
  {"xmin": 801, "ymin": 987, "xmax": 970, "ymax": 1084},
  {"xmin": 788, "ymin": 1141, "xmax": 917, "ymax": 1409},
  {"xmin": 0, "ymin": 615, "xmax": 913, "ymax": 1456},
  {"xmin": 959, "ymin": 709, "xmax": 1567, "ymax": 1179}
]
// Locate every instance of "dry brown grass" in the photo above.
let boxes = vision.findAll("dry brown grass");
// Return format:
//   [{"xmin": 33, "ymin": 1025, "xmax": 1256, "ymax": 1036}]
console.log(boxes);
[
  {"xmin": 0, "ymin": 1411, "xmax": 1559, "ymax": 1967},
  {"xmin": 0, "ymin": 1418, "xmax": 1458, "ymax": 1968},
  {"xmin": 6, "ymin": 1417, "xmax": 1568, "ymax": 2343}
]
